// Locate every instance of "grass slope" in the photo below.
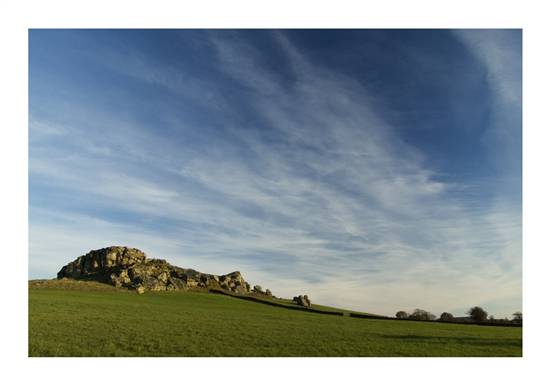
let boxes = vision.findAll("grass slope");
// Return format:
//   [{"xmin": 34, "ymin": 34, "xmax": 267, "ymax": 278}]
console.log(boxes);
[{"xmin": 29, "ymin": 280, "xmax": 522, "ymax": 357}]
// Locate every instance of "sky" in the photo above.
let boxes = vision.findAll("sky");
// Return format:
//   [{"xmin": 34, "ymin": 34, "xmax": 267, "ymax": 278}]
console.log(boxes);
[{"xmin": 29, "ymin": 29, "xmax": 522, "ymax": 318}]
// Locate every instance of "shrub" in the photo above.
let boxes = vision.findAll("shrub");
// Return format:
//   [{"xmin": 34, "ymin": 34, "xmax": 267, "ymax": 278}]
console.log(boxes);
[
  {"xmin": 467, "ymin": 306, "xmax": 488, "ymax": 322},
  {"xmin": 409, "ymin": 309, "xmax": 436, "ymax": 321},
  {"xmin": 439, "ymin": 312, "xmax": 454, "ymax": 322},
  {"xmin": 395, "ymin": 311, "xmax": 408, "ymax": 319}
]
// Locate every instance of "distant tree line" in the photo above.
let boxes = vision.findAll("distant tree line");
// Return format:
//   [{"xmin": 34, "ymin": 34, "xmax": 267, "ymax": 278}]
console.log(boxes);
[
  {"xmin": 394, "ymin": 307, "xmax": 522, "ymax": 325},
  {"xmin": 394, "ymin": 309, "xmax": 436, "ymax": 321}
]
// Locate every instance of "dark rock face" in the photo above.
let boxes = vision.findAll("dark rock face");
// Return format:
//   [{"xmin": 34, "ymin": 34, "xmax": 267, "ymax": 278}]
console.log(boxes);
[{"xmin": 57, "ymin": 246, "xmax": 252, "ymax": 294}]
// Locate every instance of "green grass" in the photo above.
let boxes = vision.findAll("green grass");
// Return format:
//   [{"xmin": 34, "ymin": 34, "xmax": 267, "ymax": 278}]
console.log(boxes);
[{"xmin": 29, "ymin": 280, "xmax": 522, "ymax": 357}]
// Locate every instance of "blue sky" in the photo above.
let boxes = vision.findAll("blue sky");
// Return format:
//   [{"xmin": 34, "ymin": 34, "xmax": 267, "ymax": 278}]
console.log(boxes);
[{"xmin": 29, "ymin": 29, "xmax": 521, "ymax": 318}]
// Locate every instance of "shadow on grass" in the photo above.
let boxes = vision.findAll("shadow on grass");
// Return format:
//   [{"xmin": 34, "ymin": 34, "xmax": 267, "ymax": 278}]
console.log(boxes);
[{"xmin": 381, "ymin": 334, "xmax": 522, "ymax": 348}]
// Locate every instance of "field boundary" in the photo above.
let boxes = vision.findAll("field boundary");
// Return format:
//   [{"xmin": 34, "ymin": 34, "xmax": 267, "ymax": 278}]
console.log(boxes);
[
  {"xmin": 209, "ymin": 289, "xmax": 344, "ymax": 316},
  {"xmin": 349, "ymin": 313, "xmax": 390, "ymax": 320}
]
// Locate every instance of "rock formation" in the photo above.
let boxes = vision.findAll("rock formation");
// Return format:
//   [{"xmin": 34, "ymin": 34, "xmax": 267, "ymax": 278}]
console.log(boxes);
[
  {"xmin": 252, "ymin": 285, "xmax": 263, "ymax": 294},
  {"xmin": 57, "ymin": 246, "xmax": 252, "ymax": 294},
  {"xmin": 293, "ymin": 295, "xmax": 311, "ymax": 307}
]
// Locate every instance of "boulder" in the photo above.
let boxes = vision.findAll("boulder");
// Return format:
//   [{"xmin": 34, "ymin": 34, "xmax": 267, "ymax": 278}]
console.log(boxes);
[
  {"xmin": 253, "ymin": 285, "xmax": 263, "ymax": 294},
  {"xmin": 294, "ymin": 295, "xmax": 311, "ymax": 307},
  {"xmin": 219, "ymin": 271, "xmax": 249, "ymax": 293}
]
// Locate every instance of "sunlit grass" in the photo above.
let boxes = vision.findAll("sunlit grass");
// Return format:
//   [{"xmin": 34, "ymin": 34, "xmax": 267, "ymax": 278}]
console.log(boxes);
[{"xmin": 29, "ymin": 281, "xmax": 521, "ymax": 357}]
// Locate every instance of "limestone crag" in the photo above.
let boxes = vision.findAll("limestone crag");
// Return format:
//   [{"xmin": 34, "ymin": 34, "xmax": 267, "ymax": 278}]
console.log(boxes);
[{"xmin": 57, "ymin": 246, "xmax": 252, "ymax": 294}]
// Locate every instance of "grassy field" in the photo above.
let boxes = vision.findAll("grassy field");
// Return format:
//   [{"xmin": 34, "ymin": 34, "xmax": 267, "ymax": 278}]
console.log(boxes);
[{"xmin": 28, "ymin": 280, "xmax": 522, "ymax": 357}]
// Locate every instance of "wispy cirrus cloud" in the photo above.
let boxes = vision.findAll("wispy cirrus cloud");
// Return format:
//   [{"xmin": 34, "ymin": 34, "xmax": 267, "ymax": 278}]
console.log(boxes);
[
  {"xmin": 453, "ymin": 29, "xmax": 522, "ymax": 183},
  {"xmin": 29, "ymin": 30, "xmax": 521, "ymax": 317}
]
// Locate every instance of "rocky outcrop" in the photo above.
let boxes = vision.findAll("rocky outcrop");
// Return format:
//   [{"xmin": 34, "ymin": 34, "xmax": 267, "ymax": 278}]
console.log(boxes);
[
  {"xmin": 57, "ymin": 246, "xmax": 252, "ymax": 294},
  {"xmin": 253, "ymin": 285, "xmax": 263, "ymax": 294},
  {"xmin": 293, "ymin": 295, "xmax": 311, "ymax": 307},
  {"xmin": 249, "ymin": 285, "xmax": 276, "ymax": 298}
]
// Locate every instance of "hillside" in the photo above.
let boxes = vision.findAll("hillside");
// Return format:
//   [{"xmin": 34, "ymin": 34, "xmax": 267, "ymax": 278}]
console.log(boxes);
[
  {"xmin": 29, "ymin": 279, "xmax": 522, "ymax": 357},
  {"xmin": 54, "ymin": 246, "xmax": 328, "ymax": 311}
]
